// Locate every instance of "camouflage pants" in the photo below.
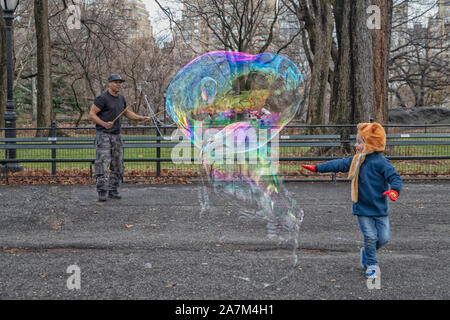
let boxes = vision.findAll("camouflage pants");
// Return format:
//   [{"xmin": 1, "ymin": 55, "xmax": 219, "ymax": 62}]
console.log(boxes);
[{"xmin": 94, "ymin": 132, "xmax": 124, "ymax": 192}]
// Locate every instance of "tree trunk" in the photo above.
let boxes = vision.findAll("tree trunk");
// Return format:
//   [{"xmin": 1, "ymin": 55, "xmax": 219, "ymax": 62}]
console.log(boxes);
[
  {"xmin": 305, "ymin": 0, "xmax": 334, "ymax": 133},
  {"xmin": 34, "ymin": 0, "xmax": 53, "ymax": 135},
  {"xmin": 330, "ymin": 0, "xmax": 353, "ymax": 152},
  {"xmin": 330, "ymin": 0, "xmax": 394, "ymax": 152},
  {"xmin": 371, "ymin": 0, "xmax": 393, "ymax": 123},
  {"xmin": 332, "ymin": 0, "xmax": 393, "ymax": 126},
  {"xmin": 330, "ymin": 0, "xmax": 352, "ymax": 125},
  {"xmin": 0, "ymin": 10, "xmax": 6, "ymax": 128},
  {"xmin": 351, "ymin": 0, "xmax": 374, "ymax": 124}
]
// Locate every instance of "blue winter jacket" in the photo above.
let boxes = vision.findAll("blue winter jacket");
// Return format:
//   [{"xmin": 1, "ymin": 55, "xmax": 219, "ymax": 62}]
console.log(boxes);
[{"xmin": 316, "ymin": 153, "xmax": 402, "ymax": 216}]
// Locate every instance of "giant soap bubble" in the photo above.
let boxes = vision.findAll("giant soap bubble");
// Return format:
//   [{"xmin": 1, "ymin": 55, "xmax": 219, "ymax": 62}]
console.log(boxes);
[
  {"xmin": 166, "ymin": 51, "xmax": 305, "ymax": 287},
  {"xmin": 166, "ymin": 51, "xmax": 303, "ymax": 150}
]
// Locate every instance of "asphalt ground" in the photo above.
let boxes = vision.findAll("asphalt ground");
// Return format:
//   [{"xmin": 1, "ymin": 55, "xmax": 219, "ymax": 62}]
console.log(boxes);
[{"xmin": 0, "ymin": 181, "xmax": 448, "ymax": 300}]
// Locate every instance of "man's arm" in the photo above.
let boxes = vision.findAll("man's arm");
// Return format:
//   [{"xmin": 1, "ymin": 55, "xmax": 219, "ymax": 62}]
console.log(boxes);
[
  {"xmin": 124, "ymin": 109, "xmax": 151, "ymax": 122},
  {"xmin": 89, "ymin": 104, "xmax": 113, "ymax": 129}
]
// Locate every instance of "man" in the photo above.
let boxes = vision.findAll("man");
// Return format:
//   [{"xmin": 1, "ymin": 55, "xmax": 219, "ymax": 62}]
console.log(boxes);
[{"xmin": 89, "ymin": 73, "xmax": 151, "ymax": 202}]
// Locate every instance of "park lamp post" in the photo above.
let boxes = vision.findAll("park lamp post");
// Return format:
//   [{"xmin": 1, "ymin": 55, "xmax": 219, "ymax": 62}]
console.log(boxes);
[{"xmin": 1, "ymin": 0, "xmax": 23, "ymax": 172}]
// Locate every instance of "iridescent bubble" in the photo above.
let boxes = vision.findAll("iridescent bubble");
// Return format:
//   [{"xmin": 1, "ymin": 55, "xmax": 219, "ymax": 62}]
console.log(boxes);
[
  {"xmin": 166, "ymin": 51, "xmax": 305, "ymax": 287},
  {"xmin": 166, "ymin": 51, "xmax": 304, "ymax": 149}
]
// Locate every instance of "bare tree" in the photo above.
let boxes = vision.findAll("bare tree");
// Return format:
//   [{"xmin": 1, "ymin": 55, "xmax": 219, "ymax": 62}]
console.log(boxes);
[
  {"xmin": 49, "ymin": 0, "xmax": 129, "ymax": 125},
  {"xmin": 117, "ymin": 38, "xmax": 177, "ymax": 119},
  {"xmin": 11, "ymin": 1, "xmax": 39, "ymax": 124},
  {"xmin": 389, "ymin": 0, "xmax": 450, "ymax": 107},
  {"xmin": 390, "ymin": 28, "xmax": 450, "ymax": 106},
  {"xmin": 13, "ymin": 1, "xmax": 36, "ymax": 93},
  {"xmin": 156, "ymin": 0, "xmax": 300, "ymax": 55},
  {"xmin": 286, "ymin": 0, "xmax": 334, "ymax": 130}
]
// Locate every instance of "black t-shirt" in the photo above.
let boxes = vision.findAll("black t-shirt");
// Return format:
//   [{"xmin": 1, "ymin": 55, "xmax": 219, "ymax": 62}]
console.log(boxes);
[{"xmin": 93, "ymin": 91, "xmax": 127, "ymax": 134}]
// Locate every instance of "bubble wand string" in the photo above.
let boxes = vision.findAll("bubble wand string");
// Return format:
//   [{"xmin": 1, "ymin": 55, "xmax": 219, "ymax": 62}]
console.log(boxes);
[
  {"xmin": 141, "ymin": 91, "xmax": 164, "ymax": 136},
  {"xmin": 137, "ymin": 84, "xmax": 172, "ymax": 136}
]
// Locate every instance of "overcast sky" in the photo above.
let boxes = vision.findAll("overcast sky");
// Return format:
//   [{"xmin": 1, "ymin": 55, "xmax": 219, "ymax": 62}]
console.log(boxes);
[{"xmin": 142, "ymin": 0, "xmax": 182, "ymax": 40}]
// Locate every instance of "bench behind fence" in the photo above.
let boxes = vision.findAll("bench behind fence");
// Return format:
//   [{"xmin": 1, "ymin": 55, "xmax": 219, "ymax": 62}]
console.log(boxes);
[{"xmin": 1, "ymin": 124, "xmax": 449, "ymax": 182}]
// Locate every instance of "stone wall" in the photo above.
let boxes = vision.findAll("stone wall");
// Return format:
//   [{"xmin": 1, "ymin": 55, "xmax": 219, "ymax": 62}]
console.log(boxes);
[{"xmin": 388, "ymin": 105, "xmax": 450, "ymax": 124}]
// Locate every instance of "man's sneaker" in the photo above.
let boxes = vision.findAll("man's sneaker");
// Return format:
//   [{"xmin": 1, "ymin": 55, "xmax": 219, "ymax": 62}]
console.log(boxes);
[
  {"xmin": 360, "ymin": 247, "xmax": 367, "ymax": 270},
  {"xmin": 108, "ymin": 190, "xmax": 122, "ymax": 199},
  {"xmin": 365, "ymin": 265, "xmax": 379, "ymax": 278},
  {"xmin": 98, "ymin": 191, "xmax": 107, "ymax": 202}
]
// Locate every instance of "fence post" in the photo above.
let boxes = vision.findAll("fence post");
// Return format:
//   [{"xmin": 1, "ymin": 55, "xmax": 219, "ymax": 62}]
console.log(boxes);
[
  {"xmin": 156, "ymin": 125, "xmax": 161, "ymax": 177},
  {"xmin": 5, "ymin": 163, "xmax": 8, "ymax": 184},
  {"xmin": 331, "ymin": 147, "xmax": 336, "ymax": 183},
  {"xmin": 51, "ymin": 121, "xmax": 56, "ymax": 175},
  {"xmin": 163, "ymin": 109, "xmax": 167, "ymax": 135}
]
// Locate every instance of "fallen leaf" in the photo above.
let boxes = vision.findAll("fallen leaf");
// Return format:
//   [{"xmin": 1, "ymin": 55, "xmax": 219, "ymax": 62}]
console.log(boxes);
[
  {"xmin": 39, "ymin": 274, "xmax": 46, "ymax": 279},
  {"xmin": 165, "ymin": 283, "xmax": 176, "ymax": 287},
  {"xmin": 125, "ymin": 224, "xmax": 134, "ymax": 229}
]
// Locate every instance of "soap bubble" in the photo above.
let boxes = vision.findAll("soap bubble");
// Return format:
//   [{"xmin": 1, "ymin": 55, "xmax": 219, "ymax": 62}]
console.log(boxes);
[
  {"xmin": 166, "ymin": 51, "xmax": 305, "ymax": 287},
  {"xmin": 166, "ymin": 51, "xmax": 304, "ymax": 150}
]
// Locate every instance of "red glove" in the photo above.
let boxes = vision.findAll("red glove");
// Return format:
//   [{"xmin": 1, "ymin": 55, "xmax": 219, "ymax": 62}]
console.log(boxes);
[
  {"xmin": 301, "ymin": 164, "xmax": 316, "ymax": 173},
  {"xmin": 383, "ymin": 190, "xmax": 399, "ymax": 201}
]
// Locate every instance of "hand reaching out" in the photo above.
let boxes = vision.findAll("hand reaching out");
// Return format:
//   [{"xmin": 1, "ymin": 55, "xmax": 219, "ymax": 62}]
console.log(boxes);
[{"xmin": 301, "ymin": 164, "xmax": 316, "ymax": 173}]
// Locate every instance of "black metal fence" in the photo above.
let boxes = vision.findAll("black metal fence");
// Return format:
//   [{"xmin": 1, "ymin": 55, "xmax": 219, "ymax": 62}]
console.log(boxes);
[{"xmin": 1, "ymin": 123, "xmax": 449, "ymax": 183}]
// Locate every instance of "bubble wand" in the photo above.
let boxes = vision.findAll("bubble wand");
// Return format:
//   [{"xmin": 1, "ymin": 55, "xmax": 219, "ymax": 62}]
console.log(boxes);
[{"xmin": 111, "ymin": 103, "xmax": 134, "ymax": 124}]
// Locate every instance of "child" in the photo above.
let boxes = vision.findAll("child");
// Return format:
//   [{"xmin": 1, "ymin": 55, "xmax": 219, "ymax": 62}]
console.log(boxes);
[{"xmin": 301, "ymin": 122, "xmax": 402, "ymax": 278}]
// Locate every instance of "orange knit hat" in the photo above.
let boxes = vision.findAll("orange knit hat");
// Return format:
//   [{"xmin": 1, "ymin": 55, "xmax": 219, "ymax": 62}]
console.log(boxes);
[
  {"xmin": 348, "ymin": 122, "xmax": 386, "ymax": 202},
  {"xmin": 358, "ymin": 122, "xmax": 386, "ymax": 153}
]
